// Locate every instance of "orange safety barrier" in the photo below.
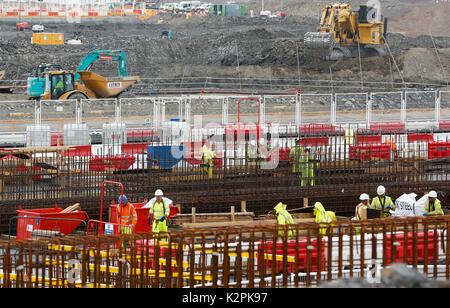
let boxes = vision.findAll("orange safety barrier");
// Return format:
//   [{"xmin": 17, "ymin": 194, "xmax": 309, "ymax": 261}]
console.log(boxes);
[{"xmin": 349, "ymin": 144, "xmax": 391, "ymax": 161}]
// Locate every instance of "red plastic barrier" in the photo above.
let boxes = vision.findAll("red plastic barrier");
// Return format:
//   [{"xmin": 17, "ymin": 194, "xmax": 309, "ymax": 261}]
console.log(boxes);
[
  {"xmin": 48, "ymin": 12, "xmax": 59, "ymax": 16},
  {"xmin": 299, "ymin": 137, "xmax": 329, "ymax": 146},
  {"xmin": 258, "ymin": 239, "xmax": 326, "ymax": 273},
  {"xmin": 439, "ymin": 121, "xmax": 450, "ymax": 130},
  {"xmin": 384, "ymin": 231, "xmax": 440, "ymax": 265},
  {"xmin": 110, "ymin": 203, "xmax": 179, "ymax": 234},
  {"xmin": 356, "ymin": 134, "xmax": 382, "ymax": 145},
  {"xmin": 51, "ymin": 132, "xmax": 64, "ymax": 146},
  {"xmin": 28, "ymin": 12, "xmax": 38, "ymax": 16},
  {"xmin": 16, "ymin": 207, "xmax": 89, "ymax": 240},
  {"xmin": 126, "ymin": 129, "xmax": 156, "ymax": 140},
  {"xmin": 299, "ymin": 124, "xmax": 337, "ymax": 134},
  {"xmin": 407, "ymin": 133, "xmax": 433, "ymax": 143},
  {"xmin": 133, "ymin": 9, "xmax": 143, "ymax": 14},
  {"xmin": 7, "ymin": 12, "xmax": 19, "ymax": 16},
  {"xmin": 349, "ymin": 144, "xmax": 391, "ymax": 161},
  {"xmin": 428, "ymin": 141, "xmax": 450, "ymax": 160},
  {"xmin": 63, "ymin": 145, "xmax": 92, "ymax": 157},
  {"xmin": 89, "ymin": 155, "xmax": 136, "ymax": 171},
  {"xmin": 183, "ymin": 141, "xmax": 222, "ymax": 166},
  {"xmin": 88, "ymin": 11, "xmax": 99, "ymax": 16},
  {"xmin": 278, "ymin": 147, "xmax": 291, "ymax": 161},
  {"xmin": 370, "ymin": 122, "xmax": 405, "ymax": 133},
  {"xmin": 121, "ymin": 143, "xmax": 148, "ymax": 155}
]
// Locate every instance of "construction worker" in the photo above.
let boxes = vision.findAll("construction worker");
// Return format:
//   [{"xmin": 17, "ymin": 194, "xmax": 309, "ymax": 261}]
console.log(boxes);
[
  {"xmin": 117, "ymin": 195, "xmax": 137, "ymax": 234},
  {"xmin": 313, "ymin": 202, "xmax": 336, "ymax": 235},
  {"xmin": 274, "ymin": 202, "xmax": 294, "ymax": 239},
  {"xmin": 53, "ymin": 76, "xmax": 64, "ymax": 98},
  {"xmin": 423, "ymin": 191, "xmax": 444, "ymax": 216},
  {"xmin": 354, "ymin": 194, "xmax": 370, "ymax": 221},
  {"xmin": 145, "ymin": 189, "xmax": 171, "ymax": 234},
  {"xmin": 370, "ymin": 185, "xmax": 395, "ymax": 218},
  {"xmin": 290, "ymin": 140, "xmax": 315, "ymax": 186},
  {"xmin": 201, "ymin": 140, "xmax": 215, "ymax": 179}
]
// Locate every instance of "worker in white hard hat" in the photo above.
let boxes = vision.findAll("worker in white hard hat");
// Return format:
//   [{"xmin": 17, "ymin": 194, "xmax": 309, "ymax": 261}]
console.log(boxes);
[
  {"xmin": 423, "ymin": 191, "xmax": 444, "ymax": 216},
  {"xmin": 143, "ymin": 189, "xmax": 173, "ymax": 234},
  {"xmin": 370, "ymin": 185, "xmax": 395, "ymax": 218},
  {"xmin": 354, "ymin": 193, "xmax": 370, "ymax": 221}
]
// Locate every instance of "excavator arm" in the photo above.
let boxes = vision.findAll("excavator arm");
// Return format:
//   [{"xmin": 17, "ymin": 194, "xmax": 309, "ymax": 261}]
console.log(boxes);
[{"xmin": 75, "ymin": 50, "xmax": 129, "ymax": 81}]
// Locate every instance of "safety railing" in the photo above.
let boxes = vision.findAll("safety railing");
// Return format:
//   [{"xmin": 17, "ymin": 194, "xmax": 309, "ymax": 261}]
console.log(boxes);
[{"xmin": 1, "ymin": 217, "xmax": 449, "ymax": 288}]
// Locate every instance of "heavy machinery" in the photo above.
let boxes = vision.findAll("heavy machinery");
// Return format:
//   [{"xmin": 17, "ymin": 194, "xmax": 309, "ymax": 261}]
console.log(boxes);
[
  {"xmin": 27, "ymin": 50, "xmax": 140, "ymax": 100},
  {"xmin": 304, "ymin": 3, "xmax": 387, "ymax": 61}
]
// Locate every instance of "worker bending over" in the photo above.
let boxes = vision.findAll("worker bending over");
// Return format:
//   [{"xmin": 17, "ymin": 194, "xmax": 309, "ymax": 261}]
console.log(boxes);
[
  {"xmin": 370, "ymin": 185, "xmax": 394, "ymax": 217},
  {"xmin": 424, "ymin": 191, "xmax": 444, "ymax": 216},
  {"xmin": 354, "ymin": 194, "xmax": 370, "ymax": 221},
  {"xmin": 313, "ymin": 202, "xmax": 336, "ymax": 235},
  {"xmin": 274, "ymin": 202, "xmax": 294, "ymax": 239},
  {"xmin": 144, "ymin": 189, "xmax": 172, "ymax": 234},
  {"xmin": 117, "ymin": 195, "xmax": 137, "ymax": 234}
]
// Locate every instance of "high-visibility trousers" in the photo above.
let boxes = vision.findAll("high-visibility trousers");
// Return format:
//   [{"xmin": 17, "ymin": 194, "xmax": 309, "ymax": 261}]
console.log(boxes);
[{"xmin": 152, "ymin": 219, "xmax": 168, "ymax": 234}]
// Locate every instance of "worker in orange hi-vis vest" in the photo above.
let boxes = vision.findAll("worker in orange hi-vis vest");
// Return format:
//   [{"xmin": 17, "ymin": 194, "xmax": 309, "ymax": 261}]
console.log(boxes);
[{"xmin": 117, "ymin": 195, "xmax": 137, "ymax": 234}]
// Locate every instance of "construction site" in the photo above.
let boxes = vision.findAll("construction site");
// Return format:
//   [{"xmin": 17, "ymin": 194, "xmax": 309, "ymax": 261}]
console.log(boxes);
[{"xmin": 0, "ymin": 0, "xmax": 450, "ymax": 290}]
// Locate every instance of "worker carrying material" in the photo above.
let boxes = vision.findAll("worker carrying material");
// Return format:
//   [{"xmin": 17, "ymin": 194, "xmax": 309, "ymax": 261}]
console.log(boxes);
[
  {"xmin": 370, "ymin": 185, "xmax": 395, "ymax": 217},
  {"xmin": 117, "ymin": 195, "xmax": 137, "ymax": 234},
  {"xmin": 354, "ymin": 193, "xmax": 370, "ymax": 221},
  {"xmin": 144, "ymin": 189, "xmax": 172, "ymax": 234},
  {"xmin": 423, "ymin": 191, "xmax": 444, "ymax": 216},
  {"xmin": 313, "ymin": 202, "xmax": 336, "ymax": 235},
  {"xmin": 274, "ymin": 202, "xmax": 294, "ymax": 238},
  {"xmin": 290, "ymin": 140, "xmax": 315, "ymax": 187},
  {"xmin": 201, "ymin": 140, "xmax": 215, "ymax": 179}
]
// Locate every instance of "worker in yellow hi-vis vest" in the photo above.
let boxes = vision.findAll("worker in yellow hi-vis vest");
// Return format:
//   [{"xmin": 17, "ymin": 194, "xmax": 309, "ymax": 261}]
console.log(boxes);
[{"xmin": 201, "ymin": 141, "xmax": 215, "ymax": 179}]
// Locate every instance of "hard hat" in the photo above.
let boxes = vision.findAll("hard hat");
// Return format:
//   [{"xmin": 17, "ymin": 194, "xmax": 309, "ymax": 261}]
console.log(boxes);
[
  {"xmin": 359, "ymin": 193, "xmax": 370, "ymax": 201},
  {"xmin": 250, "ymin": 140, "xmax": 256, "ymax": 146},
  {"xmin": 377, "ymin": 185, "xmax": 386, "ymax": 196},
  {"xmin": 155, "ymin": 189, "xmax": 164, "ymax": 197},
  {"xmin": 118, "ymin": 195, "xmax": 128, "ymax": 205},
  {"xmin": 429, "ymin": 190, "xmax": 438, "ymax": 198}
]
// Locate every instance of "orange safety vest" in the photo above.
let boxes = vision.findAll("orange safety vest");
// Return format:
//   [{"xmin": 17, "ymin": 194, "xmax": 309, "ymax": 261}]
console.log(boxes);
[{"xmin": 117, "ymin": 203, "xmax": 138, "ymax": 226}]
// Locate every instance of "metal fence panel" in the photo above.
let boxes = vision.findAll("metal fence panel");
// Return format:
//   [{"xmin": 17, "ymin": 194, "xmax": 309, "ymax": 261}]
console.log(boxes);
[
  {"xmin": 440, "ymin": 91, "xmax": 450, "ymax": 121},
  {"xmin": 405, "ymin": 91, "xmax": 437, "ymax": 123},
  {"xmin": 263, "ymin": 95, "xmax": 297, "ymax": 125},
  {"xmin": 120, "ymin": 98, "xmax": 155, "ymax": 128},
  {"xmin": 81, "ymin": 98, "xmax": 118, "ymax": 129},
  {"xmin": 300, "ymin": 94, "xmax": 333, "ymax": 125},
  {"xmin": 0, "ymin": 100, "xmax": 35, "ymax": 132},
  {"xmin": 370, "ymin": 92, "xmax": 403, "ymax": 124},
  {"xmin": 335, "ymin": 93, "xmax": 368, "ymax": 125}
]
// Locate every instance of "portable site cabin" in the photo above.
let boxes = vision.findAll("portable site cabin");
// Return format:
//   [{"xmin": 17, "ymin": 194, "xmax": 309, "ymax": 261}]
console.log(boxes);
[{"xmin": 209, "ymin": 4, "xmax": 245, "ymax": 17}]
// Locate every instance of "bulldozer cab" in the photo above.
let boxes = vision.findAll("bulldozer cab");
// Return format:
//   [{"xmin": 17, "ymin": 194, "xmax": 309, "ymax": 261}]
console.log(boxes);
[{"xmin": 47, "ymin": 72, "xmax": 75, "ymax": 99}]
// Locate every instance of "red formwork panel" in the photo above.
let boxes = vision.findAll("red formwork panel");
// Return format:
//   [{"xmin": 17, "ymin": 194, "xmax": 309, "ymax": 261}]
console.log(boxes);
[
  {"xmin": 89, "ymin": 155, "xmax": 136, "ymax": 171},
  {"xmin": 428, "ymin": 141, "xmax": 450, "ymax": 160},
  {"xmin": 349, "ymin": 144, "xmax": 391, "ymax": 161},
  {"xmin": 370, "ymin": 122, "xmax": 405, "ymax": 133},
  {"xmin": 299, "ymin": 124, "xmax": 337, "ymax": 135},
  {"xmin": 63, "ymin": 145, "xmax": 92, "ymax": 157},
  {"xmin": 356, "ymin": 134, "xmax": 382, "ymax": 145},
  {"xmin": 384, "ymin": 231, "xmax": 440, "ymax": 265},
  {"xmin": 110, "ymin": 203, "xmax": 179, "ymax": 234},
  {"xmin": 121, "ymin": 143, "xmax": 148, "ymax": 155},
  {"xmin": 16, "ymin": 207, "xmax": 89, "ymax": 240},
  {"xmin": 407, "ymin": 133, "xmax": 434, "ymax": 143},
  {"xmin": 258, "ymin": 239, "xmax": 326, "ymax": 273},
  {"xmin": 299, "ymin": 137, "xmax": 329, "ymax": 147}
]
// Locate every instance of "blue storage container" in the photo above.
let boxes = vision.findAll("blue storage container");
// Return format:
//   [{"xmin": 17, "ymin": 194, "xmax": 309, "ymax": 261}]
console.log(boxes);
[{"xmin": 148, "ymin": 145, "xmax": 184, "ymax": 169}]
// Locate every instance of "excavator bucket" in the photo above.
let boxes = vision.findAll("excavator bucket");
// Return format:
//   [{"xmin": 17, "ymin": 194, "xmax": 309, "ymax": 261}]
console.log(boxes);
[{"xmin": 78, "ymin": 71, "xmax": 140, "ymax": 98}]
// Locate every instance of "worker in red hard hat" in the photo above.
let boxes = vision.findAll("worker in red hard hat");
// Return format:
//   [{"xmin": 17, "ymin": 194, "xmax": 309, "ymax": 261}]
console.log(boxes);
[{"xmin": 117, "ymin": 194, "xmax": 137, "ymax": 234}]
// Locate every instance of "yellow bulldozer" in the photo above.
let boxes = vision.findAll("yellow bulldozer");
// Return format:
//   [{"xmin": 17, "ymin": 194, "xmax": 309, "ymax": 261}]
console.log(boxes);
[{"xmin": 304, "ymin": 3, "xmax": 387, "ymax": 61}]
